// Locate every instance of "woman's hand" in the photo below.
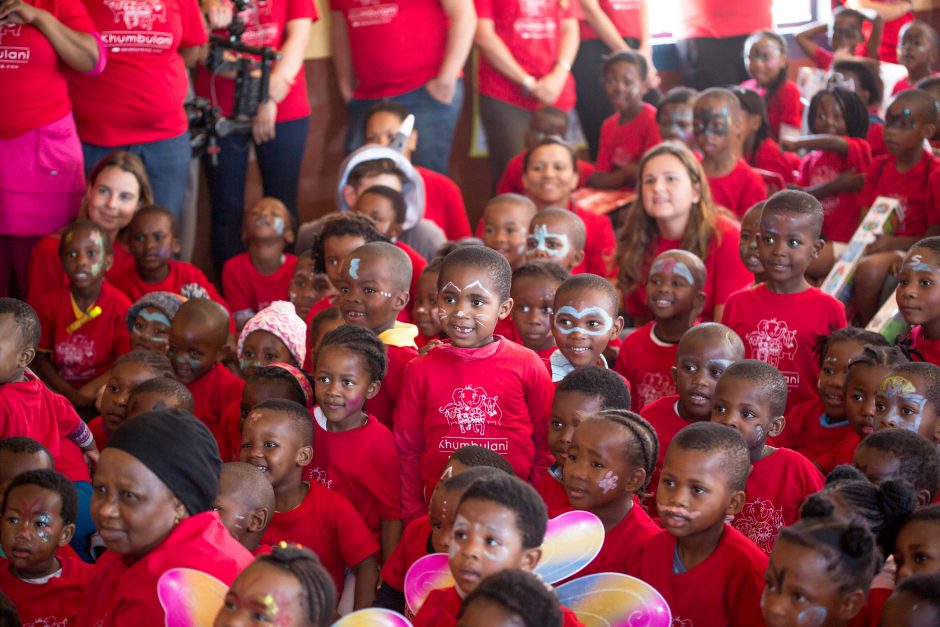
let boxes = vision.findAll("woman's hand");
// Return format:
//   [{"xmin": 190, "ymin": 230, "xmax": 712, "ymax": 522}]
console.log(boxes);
[
  {"xmin": 252, "ymin": 100, "xmax": 277, "ymax": 144},
  {"xmin": 201, "ymin": 0, "xmax": 233, "ymax": 29},
  {"xmin": 531, "ymin": 67, "xmax": 567, "ymax": 105},
  {"xmin": 268, "ymin": 71, "xmax": 294, "ymax": 105},
  {"xmin": 0, "ymin": 0, "xmax": 42, "ymax": 24},
  {"xmin": 426, "ymin": 76, "xmax": 457, "ymax": 104}
]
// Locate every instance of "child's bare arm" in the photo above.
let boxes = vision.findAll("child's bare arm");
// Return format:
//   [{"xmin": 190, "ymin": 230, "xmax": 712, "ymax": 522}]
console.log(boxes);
[
  {"xmin": 352, "ymin": 555, "xmax": 379, "ymax": 609},
  {"xmin": 801, "ymin": 169, "xmax": 866, "ymax": 200},
  {"xmin": 381, "ymin": 519, "xmax": 404, "ymax": 565},
  {"xmin": 782, "ymin": 135, "xmax": 850, "ymax": 155},
  {"xmin": 849, "ymin": 0, "xmax": 912, "ymax": 22},
  {"xmin": 588, "ymin": 163, "xmax": 639, "ymax": 190},
  {"xmin": 795, "ymin": 22, "xmax": 827, "ymax": 60},
  {"xmin": 865, "ymin": 12, "xmax": 884, "ymax": 60}
]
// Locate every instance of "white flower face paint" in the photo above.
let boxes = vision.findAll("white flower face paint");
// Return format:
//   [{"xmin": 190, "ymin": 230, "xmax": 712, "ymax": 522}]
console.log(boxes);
[
  {"xmin": 530, "ymin": 224, "xmax": 570, "ymax": 258},
  {"xmin": 598, "ymin": 470, "xmax": 619, "ymax": 494},
  {"xmin": 349, "ymin": 258, "xmax": 360, "ymax": 280},
  {"xmin": 553, "ymin": 306, "xmax": 614, "ymax": 336}
]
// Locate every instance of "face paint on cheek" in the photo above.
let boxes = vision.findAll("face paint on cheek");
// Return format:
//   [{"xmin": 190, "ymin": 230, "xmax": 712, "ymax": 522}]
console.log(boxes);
[
  {"xmin": 554, "ymin": 306, "xmax": 614, "ymax": 336},
  {"xmin": 695, "ymin": 107, "xmax": 731, "ymax": 137},
  {"xmin": 261, "ymin": 593, "xmax": 279, "ymax": 620},
  {"xmin": 598, "ymin": 470, "xmax": 619, "ymax": 494},
  {"xmin": 650, "ymin": 257, "xmax": 696, "ymax": 285},
  {"xmin": 36, "ymin": 513, "xmax": 53, "ymax": 543},
  {"xmin": 272, "ymin": 216, "xmax": 285, "ymax": 236},
  {"xmin": 796, "ymin": 606, "xmax": 827, "ymax": 627},
  {"xmin": 531, "ymin": 224, "xmax": 571, "ymax": 258},
  {"xmin": 349, "ymin": 258, "xmax": 360, "ymax": 280}
]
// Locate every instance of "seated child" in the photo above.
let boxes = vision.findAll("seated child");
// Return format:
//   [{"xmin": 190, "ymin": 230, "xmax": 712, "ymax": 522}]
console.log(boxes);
[
  {"xmin": 288, "ymin": 250, "xmax": 334, "ymax": 323},
  {"xmin": 335, "ymin": 242, "xmax": 419, "ymax": 428},
  {"xmin": 32, "ymin": 221, "xmax": 131, "ymax": 407},
  {"xmin": 306, "ymin": 325, "xmax": 401, "ymax": 561},
  {"xmin": 168, "ymin": 298, "xmax": 245, "ymax": 444},
  {"xmin": 733, "ymin": 87, "xmax": 799, "ymax": 185},
  {"xmin": 588, "ymin": 51, "xmax": 661, "ymax": 190},
  {"xmin": 875, "ymin": 361, "xmax": 940, "ymax": 443},
  {"xmin": 738, "ymin": 201, "xmax": 766, "ymax": 284},
  {"xmin": 413, "ymin": 474, "xmax": 583, "ymax": 627},
  {"xmin": 635, "ymin": 423, "xmax": 768, "ymax": 625},
  {"xmin": 213, "ymin": 461, "xmax": 276, "ymax": 554},
  {"xmin": 222, "ymin": 197, "xmax": 298, "ymax": 330},
  {"xmin": 895, "ymin": 504, "xmax": 940, "ymax": 580},
  {"xmin": 771, "ymin": 328, "xmax": 886, "ymax": 463},
  {"xmin": 891, "ymin": 21, "xmax": 940, "ymax": 95},
  {"xmin": 412, "ymin": 259, "xmax": 444, "ymax": 348},
  {"xmin": 0, "ymin": 437, "xmax": 53, "ymax": 495},
  {"xmin": 457, "ymin": 569, "xmax": 565, "ymax": 627},
  {"xmin": 615, "ymin": 250, "xmax": 706, "ymax": 411},
  {"xmin": 125, "ymin": 291, "xmax": 184, "ymax": 355},
  {"xmin": 215, "ymin": 544, "xmax": 336, "ymax": 626},
  {"xmin": 497, "ymin": 105, "xmax": 596, "ymax": 195},
  {"xmin": 305, "ymin": 307, "xmax": 343, "ymax": 372},
  {"xmin": 711, "ymin": 360, "xmax": 825, "ymax": 553},
  {"xmin": 481, "ymin": 193, "xmax": 538, "ymax": 271},
  {"xmin": 525, "ymin": 208, "xmax": 587, "ymax": 274},
  {"xmin": 854, "ymin": 428, "xmax": 940, "ymax": 507},
  {"xmin": 741, "ymin": 30, "xmax": 803, "ymax": 140},
  {"xmin": 784, "ymin": 87, "xmax": 872, "ymax": 244},
  {"xmin": 762, "ymin": 513, "xmax": 879, "ymax": 627},
  {"xmin": 111, "ymin": 205, "xmax": 228, "ymax": 307},
  {"xmin": 693, "ymin": 88, "xmax": 768, "ymax": 217},
  {"xmin": 722, "ymin": 190, "xmax": 847, "ymax": 410},
  {"xmin": 87, "ymin": 350, "xmax": 174, "ymax": 448},
  {"xmin": 237, "ymin": 300, "xmax": 307, "ymax": 377},
  {"xmin": 656, "ymin": 86, "xmax": 697, "ymax": 148},
  {"xmin": 508, "ymin": 262, "xmax": 569, "ymax": 360},
  {"xmin": 394, "ymin": 246, "xmax": 554, "ymax": 521},
  {"xmin": 880, "ymin": 571, "xmax": 940, "ymax": 626},
  {"xmin": 0, "ymin": 470, "xmax": 91, "ymax": 625},
  {"xmin": 542, "ymin": 367, "xmax": 632, "ymax": 517},
  {"xmin": 832, "ymin": 58, "xmax": 889, "ymax": 156},
  {"xmin": 549, "ymin": 274, "xmax": 624, "ymax": 382},
  {"xmin": 125, "ymin": 375, "xmax": 195, "ymax": 418},
  {"xmin": 895, "ymin": 238, "xmax": 940, "ymax": 365},
  {"xmin": 816, "ymin": 345, "xmax": 907, "ymax": 473},
  {"xmin": 244, "ymin": 399, "xmax": 379, "ymax": 608},
  {"xmin": 795, "ymin": 6, "xmax": 879, "ymax": 70},
  {"xmin": 562, "ymin": 410, "xmax": 660, "ymax": 576}
]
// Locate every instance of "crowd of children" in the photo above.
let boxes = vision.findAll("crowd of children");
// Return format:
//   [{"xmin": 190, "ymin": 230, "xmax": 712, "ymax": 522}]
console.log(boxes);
[{"xmin": 6, "ymin": 7, "xmax": 940, "ymax": 626}]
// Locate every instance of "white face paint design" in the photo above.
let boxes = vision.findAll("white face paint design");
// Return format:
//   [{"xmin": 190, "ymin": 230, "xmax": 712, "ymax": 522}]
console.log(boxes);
[
  {"xmin": 464, "ymin": 280, "xmax": 492, "ymax": 295},
  {"xmin": 553, "ymin": 306, "xmax": 614, "ymax": 336},
  {"xmin": 598, "ymin": 470, "xmax": 619, "ymax": 494},
  {"xmin": 796, "ymin": 606, "xmax": 827, "ymax": 627},
  {"xmin": 530, "ymin": 224, "xmax": 570, "ymax": 258},
  {"xmin": 442, "ymin": 282, "xmax": 461, "ymax": 293},
  {"xmin": 349, "ymin": 258, "xmax": 360, "ymax": 280},
  {"xmin": 650, "ymin": 257, "xmax": 696, "ymax": 285},
  {"xmin": 272, "ymin": 215, "xmax": 285, "ymax": 236}
]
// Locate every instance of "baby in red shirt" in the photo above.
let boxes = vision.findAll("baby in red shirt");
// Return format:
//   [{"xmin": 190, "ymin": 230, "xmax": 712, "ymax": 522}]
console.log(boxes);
[
  {"xmin": 222, "ymin": 197, "xmax": 298, "ymax": 330},
  {"xmin": 874, "ymin": 361, "xmax": 940, "ymax": 444},
  {"xmin": 509, "ymin": 262, "xmax": 568, "ymax": 360},
  {"xmin": 481, "ymin": 194, "xmax": 537, "ymax": 271},
  {"xmin": 524, "ymin": 208, "xmax": 587, "ymax": 275},
  {"xmin": 212, "ymin": 461, "xmax": 275, "ymax": 554}
]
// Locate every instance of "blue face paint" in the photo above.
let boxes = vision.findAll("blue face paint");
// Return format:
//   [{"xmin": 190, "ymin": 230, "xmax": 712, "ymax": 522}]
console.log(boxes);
[
  {"xmin": 650, "ymin": 257, "xmax": 696, "ymax": 285},
  {"xmin": 139, "ymin": 309, "xmax": 171, "ymax": 328},
  {"xmin": 349, "ymin": 258, "xmax": 360, "ymax": 280},
  {"xmin": 272, "ymin": 215, "xmax": 285, "ymax": 236},
  {"xmin": 694, "ymin": 106, "xmax": 731, "ymax": 137},
  {"xmin": 554, "ymin": 306, "xmax": 614, "ymax": 336}
]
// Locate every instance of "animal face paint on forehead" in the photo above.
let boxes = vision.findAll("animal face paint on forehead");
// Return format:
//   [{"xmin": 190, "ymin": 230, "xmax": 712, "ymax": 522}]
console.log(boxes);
[
  {"xmin": 875, "ymin": 374, "xmax": 939, "ymax": 438},
  {"xmin": 527, "ymin": 224, "xmax": 570, "ymax": 259},
  {"xmin": 693, "ymin": 103, "xmax": 732, "ymax": 138},
  {"xmin": 553, "ymin": 306, "xmax": 614, "ymax": 336}
]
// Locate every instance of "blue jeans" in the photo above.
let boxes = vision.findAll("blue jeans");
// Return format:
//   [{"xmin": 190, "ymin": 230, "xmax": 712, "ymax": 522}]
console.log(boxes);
[
  {"xmin": 344, "ymin": 79, "xmax": 464, "ymax": 175},
  {"xmin": 70, "ymin": 480, "xmax": 95, "ymax": 562},
  {"xmin": 82, "ymin": 131, "xmax": 191, "ymax": 222},
  {"xmin": 203, "ymin": 116, "xmax": 309, "ymax": 273}
]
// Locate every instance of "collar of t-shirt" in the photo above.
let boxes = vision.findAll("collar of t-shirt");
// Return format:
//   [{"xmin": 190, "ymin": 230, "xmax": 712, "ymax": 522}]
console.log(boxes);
[
  {"xmin": 649, "ymin": 324, "xmax": 679, "ymax": 348},
  {"xmin": 437, "ymin": 337, "xmax": 504, "ymax": 362},
  {"xmin": 20, "ymin": 567, "xmax": 63, "ymax": 585},
  {"xmin": 550, "ymin": 349, "xmax": 608, "ymax": 382},
  {"xmin": 378, "ymin": 321, "xmax": 419, "ymax": 349},
  {"xmin": 67, "ymin": 293, "xmax": 103, "ymax": 334}
]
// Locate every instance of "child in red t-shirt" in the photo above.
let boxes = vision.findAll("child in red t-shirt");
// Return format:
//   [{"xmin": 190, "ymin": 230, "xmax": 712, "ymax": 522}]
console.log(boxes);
[
  {"xmin": 33, "ymin": 221, "xmax": 132, "ymax": 407},
  {"xmin": 855, "ymin": 429, "xmax": 940, "ymax": 507},
  {"xmin": 635, "ymin": 423, "xmax": 768, "ymax": 626},
  {"xmin": 524, "ymin": 208, "xmax": 588, "ymax": 276},
  {"xmin": 168, "ymin": 298, "xmax": 245, "ymax": 445},
  {"xmin": 892, "ymin": 21, "xmax": 940, "ymax": 96},
  {"xmin": 615, "ymin": 250, "xmax": 706, "ymax": 412},
  {"xmin": 509, "ymin": 262, "xmax": 568, "ymax": 360},
  {"xmin": 213, "ymin": 461, "xmax": 275, "ymax": 554},
  {"xmin": 562, "ymin": 411, "xmax": 660, "ymax": 577},
  {"xmin": 711, "ymin": 361, "xmax": 825, "ymax": 554},
  {"xmin": 0, "ymin": 469, "xmax": 92, "ymax": 626},
  {"xmin": 288, "ymin": 250, "xmax": 334, "ymax": 324},
  {"xmin": 874, "ymin": 361, "xmax": 940, "ymax": 444},
  {"xmin": 413, "ymin": 259, "xmax": 444, "ymax": 348},
  {"xmin": 541, "ymin": 367, "xmax": 632, "ymax": 517},
  {"xmin": 694, "ymin": 88, "xmax": 768, "ymax": 218},
  {"xmin": 735, "ymin": 87, "xmax": 800, "ymax": 185},
  {"xmin": 656, "ymin": 86, "xmax": 697, "ymax": 150},
  {"xmin": 722, "ymin": 191, "xmax": 848, "ymax": 411},
  {"xmin": 738, "ymin": 202, "xmax": 767, "ymax": 284},
  {"xmin": 245, "ymin": 399, "xmax": 380, "ymax": 608},
  {"xmin": 898, "ymin": 239, "xmax": 940, "ymax": 365},
  {"xmin": 394, "ymin": 247, "xmax": 554, "ymax": 522},
  {"xmin": 125, "ymin": 290, "xmax": 185, "ymax": 355},
  {"xmin": 742, "ymin": 30, "xmax": 804, "ymax": 141},
  {"xmin": 222, "ymin": 197, "xmax": 298, "ymax": 330},
  {"xmin": 334, "ymin": 242, "xmax": 419, "ymax": 429},
  {"xmin": 588, "ymin": 51, "xmax": 661, "ymax": 191},
  {"xmin": 795, "ymin": 7, "xmax": 879, "ymax": 71},
  {"xmin": 237, "ymin": 301, "xmax": 307, "ymax": 378},
  {"xmin": 481, "ymin": 194, "xmax": 538, "ymax": 271}
]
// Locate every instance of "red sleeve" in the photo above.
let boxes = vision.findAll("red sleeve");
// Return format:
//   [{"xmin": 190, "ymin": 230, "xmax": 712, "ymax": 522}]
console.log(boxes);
[
  {"xmin": 596, "ymin": 116, "xmax": 616, "ymax": 173},
  {"xmin": 221, "ymin": 256, "xmax": 254, "ymax": 317},
  {"xmin": 776, "ymin": 81, "xmax": 803, "ymax": 130},
  {"xmin": 812, "ymin": 47, "xmax": 833, "ymax": 69},
  {"xmin": 287, "ymin": 0, "xmax": 318, "ymax": 21},
  {"xmin": 178, "ymin": 0, "xmax": 208, "ymax": 47},
  {"xmin": 741, "ymin": 167, "xmax": 769, "ymax": 213},
  {"xmin": 434, "ymin": 175, "xmax": 471, "ymax": 240},
  {"xmin": 373, "ymin": 429, "xmax": 403, "ymax": 521},
  {"xmin": 829, "ymin": 297, "xmax": 848, "ymax": 331},
  {"xmin": 333, "ymin": 492, "xmax": 381, "ymax": 568},
  {"xmin": 524, "ymin": 352, "xmax": 554, "ymax": 481},
  {"xmin": 497, "ymin": 154, "xmax": 525, "ymax": 195},
  {"xmin": 111, "ymin": 293, "xmax": 132, "ymax": 356},
  {"xmin": 846, "ymin": 136, "xmax": 873, "ymax": 176},
  {"xmin": 51, "ymin": 0, "xmax": 96, "ymax": 32},
  {"xmin": 709, "ymin": 219, "xmax": 752, "ymax": 312},
  {"xmin": 393, "ymin": 359, "xmax": 429, "ymax": 522},
  {"xmin": 641, "ymin": 113, "xmax": 663, "ymax": 154}
]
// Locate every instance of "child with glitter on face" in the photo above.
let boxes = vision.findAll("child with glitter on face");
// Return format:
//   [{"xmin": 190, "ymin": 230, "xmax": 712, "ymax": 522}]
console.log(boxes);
[
  {"xmin": 125, "ymin": 291, "xmax": 185, "ymax": 355},
  {"xmin": 874, "ymin": 361, "xmax": 940, "ymax": 444}
]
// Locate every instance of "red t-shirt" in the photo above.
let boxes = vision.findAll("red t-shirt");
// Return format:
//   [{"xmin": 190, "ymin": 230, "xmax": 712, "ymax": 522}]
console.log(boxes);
[
  {"xmin": 867, "ymin": 122, "xmax": 886, "ymax": 158},
  {"xmin": 797, "ymin": 137, "xmax": 872, "ymax": 242},
  {"xmin": 110, "ymin": 259, "xmax": 229, "ymax": 309},
  {"xmin": 306, "ymin": 410, "xmax": 401, "ymax": 540},
  {"xmin": 394, "ymin": 338, "xmax": 554, "ymax": 521},
  {"xmin": 752, "ymin": 138, "xmax": 799, "ymax": 185},
  {"xmin": 217, "ymin": 399, "xmax": 243, "ymax": 463},
  {"xmin": 578, "ymin": 0, "xmax": 642, "ymax": 41},
  {"xmin": 742, "ymin": 79, "xmax": 803, "ymax": 141},
  {"xmin": 815, "ymin": 431, "xmax": 862, "ymax": 474},
  {"xmin": 380, "ymin": 514, "xmax": 431, "ymax": 592},
  {"xmin": 368, "ymin": 341, "xmax": 418, "ymax": 430},
  {"xmin": 635, "ymin": 526, "xmax": 768, "ymax": 627},
  {"xmin": 879, "ymin": 9, "xmax": 914, "ymax": 64},
  {"xmin": 417, "ymin": 166, "xmax": 471, "ymax": 241},
  {"xmin": 722, "ymin": 284, "xmax": 847, "ymax": 411},
  {"xmin": 67, "ymin": 0, "xmax": 207, "ymax": 146},
  {"xmin": 811, "ymin": 43, "xmax": 869, "ymax": 70},
  {"xmin": 186, "ymin": 362, "xmax": 245, "ymax": 446},
  {"xmin": 533, "ymin": 464, "xmax": 571, "ymax": 517},
  {"xmin": 892, "ymin": 72, "xmax": 940, "ymax": 96},
  {"xmin": 614, "ymin": 322, "xmax": 678, "ymax": 412},
  {"xmin": 638, "ymin": 394, "xmax": 694, "ymax": 512},
  {"xmin": 570, "ymin": 203, "xmax": 617, "ymax": 279},
  {"xmin": 771, "ymin": 398, "xmax": 854, "ymax": 465},
  {"xmin": 221, "ymin": 252, "xmax": 297, "ymax": 319},
  {"xmin": 195, "ymin": 0, "xmax": 316, "ymax": 122},
  {"xmin": 88, "ymin": 414, "xmax": 109, "ymax": 448},
  {"xmin": 676, "ymin": 0, "xmax": 772, "ymax": 39},
  {"xmin": 75, "ymin": 512, "xmax": 253, "ymax": 627},
  {"xmin": 859, "ymin": 151, "xmax": 940, "ymax": 238},
  {"xmin": 415, "ymin": 586, "xmax": 584, "ymax": 627},
  {"xmin": 0, "ymin": 553, "xmax": 92, "ymax": 626},
  {"xmin": 261, "ymin": 480, "xmax": 379, "ymax": 596},
  {"xmin": 707, "ymin": 158, "xmax": 767, "ymax": 218},
  {"xmin": 911, "ymin": 325, "xmax": 940, "ymax": 366},
  {"xmin": 26, "ymin": 235, "xmax": 133, "ymax": 308},
  {"xmin": 1, "ymin": 0, "xmax": 96, "ymax": 139},
  {"xmin": 496, "ymin": 151, "xmax": 596, "ymax": 195},
  {"xmin": 624, "ymin": 214, "xmax": 752, "ymax": 322},
  {"xmin": 0, "ymin": 369, "xmax": 75, "ymax": 458},
  {"xmin": 36, "ymin": 282, "xmax": 132, "ymax": 386},
  {"xmin": 732, "ymin": 448, "xmax": 824, "ymax": 554},
  {"xmin": 474, "ymin": 0, "xmax": 577, "ymax": 111},
  {"xmin": 562, "ymin": 503, "xmax": 659, "ymax": 578},
  {"xmin": 596, "ymin": 105, "xmax": 662, "ymax": 176}
]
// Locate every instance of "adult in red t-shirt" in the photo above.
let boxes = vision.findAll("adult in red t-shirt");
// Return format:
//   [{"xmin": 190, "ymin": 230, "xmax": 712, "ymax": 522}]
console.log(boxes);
[
  {"xmin": 0, "ymin": 0, "xmax": 101, "ymax": 297},
  {"xmin": 330, "ymin": 0, "xmax": 476, "ymax": 175},
  {"xmin": 474, "ymin": 0, "xmax": 579, "ymax": 183},
  {"xmin": 67, "ymin": 0, "xmax": 206, "ymax": 221}
]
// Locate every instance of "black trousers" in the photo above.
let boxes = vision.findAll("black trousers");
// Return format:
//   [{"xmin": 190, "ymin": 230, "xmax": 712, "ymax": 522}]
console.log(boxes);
[{"xmin": 676, "ymin": 34, "xmax": 751, "ymax": 90}]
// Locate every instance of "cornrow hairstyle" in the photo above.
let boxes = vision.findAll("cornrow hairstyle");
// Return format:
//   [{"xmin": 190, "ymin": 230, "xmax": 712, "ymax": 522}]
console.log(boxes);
[
  {"xmin": 253, "ymin": 399, "xmax": 315, "ymax": 447},
  {"xmin": 602, "ymin": 49, "xmax": 648, "ymax": 81},
  {"xmin": 127, "ymin": 376, "xmax": 195, "ymax": 414},
  {"xmin": 655, "ymin": 86, "xmax": 698, "ymax": 125},
  {"xmin": 248, "ymin": 365, "xmax": 315, "ymax": 407},
  {"xmin": 512, "ymin": 261, "xmax": 570, "ymax": 287},
  {"xmin": 111, "ymin": 349, "xmax": 174, "ymax": 378},
  {"xmin": 358, "ymin": 185, "xmax": 408, "ymax": 225},
  {"xmin": 814, "ymin": 326, "xmax": 889, "ymax": 366},
  {"xmin": 130, "ymin": 204, "xmax": 179, "ymax": 238},
  {"xmin": 449, "ymin": 445, "xmax": 515, "ymax": 475},
  {"xmin": 317, "ymin": 324, "xmax": 387, "ymax": 383},
  {"xmin": 590, "ymin": 409, "xmax": 659, "ymax": 495},
  {"xmin": 311, "ymin": 213, "xmax": 388, "ymax": 274},
  {"xmin": 857, "ymin": 429, "xmax": 940, "ymax": 500},
  {"xmin": 891, "ymin": 571, "xmax": 940, "ymax": 613},
  {"xmin": 439, "ymin": 245, "xmax": 512, "ymax": 301},
  {"xmin": 255, "ymin": 544, "xmax": 337, "ymax": 626},
  {"xmin": 0, "ymin": 437, "xmax": 51, "ymax": 459},
  {"xmin": 363, "ymin": 101, "xmax": 410, "ymax": 134},
  {"xmin": 58, "ymin": 219, "xmax": 114, "ymax": 257},
  {"xmin": 555, "ymin": 273, "xmax": 620, "ymax": 318},
  {"xmin": 3, "ymin": 469, "xmax": 78, "ymax": 526},
  {"xmin": 460, "ymin": 474, "xmax": 547, "ymax": 549},
  {"xmin": 832, "ymin": 59, "xmax": 884, "ymax": 108},
  {"xmin": 808, "ymin": 87, "xmax": 870, "ymax": 138},
  {"xmin": 0, "ymin": 298, "xmax": 40, "ymax": 351},
  {"xmin": 889, "ymin": 362, "xmax": 940, "ymax": 412},
  {"xmin": 556, "ymin": 366, "xmax": 632, "ymax": 411},
  {"xmin": 777, "ymin": 514, "xmax": 880, "ymax": 594},
  {"xmin": 671, "ymin": 422, "xmax": 751, "ymax": 491},
  {"xmin": 458, "ymin": 569, "xmax": 563, "ymax": 627},
  {"xmin": 731, "ymin": 86, "xmax": 771, "ymax": 165},
  {"xmin": 720, "ymin": 360, "xmax": 789, "ymax": 417}
]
